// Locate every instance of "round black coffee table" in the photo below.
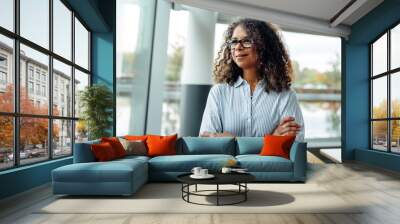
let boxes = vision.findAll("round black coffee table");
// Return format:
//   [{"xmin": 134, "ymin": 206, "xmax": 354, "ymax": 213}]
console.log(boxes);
[{"xmin": 177, "ymin": 173, "xmax": 255, "ymax": 206}]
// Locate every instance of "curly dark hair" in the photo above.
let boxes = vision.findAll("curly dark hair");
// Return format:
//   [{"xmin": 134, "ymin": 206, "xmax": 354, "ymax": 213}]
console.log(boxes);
[{"xmin": 213, "ymin": 18, "xmax": 293, "ymax": 93}]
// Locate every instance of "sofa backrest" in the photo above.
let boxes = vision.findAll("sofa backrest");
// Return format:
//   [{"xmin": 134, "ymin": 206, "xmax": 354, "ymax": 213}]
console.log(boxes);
[
  {"xmin": 235, "ymin": 137, "xmax": 263, "ymax": 155},
  {"xmin": 178, "ymin": 137, "xmax": 236, "ymax": 155},
  {"xmin": 74, "ymin": 137, "xmax": 272, "ymax": 162},
  {"xmin": 73, "ymin": 139, "xmax": 100, "ymax": 163}
]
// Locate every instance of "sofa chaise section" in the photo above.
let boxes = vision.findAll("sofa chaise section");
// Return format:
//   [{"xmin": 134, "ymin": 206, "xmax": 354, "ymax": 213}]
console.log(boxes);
[
  {"xmin": 236, "ymin": 137, "xmax": 307, "ymax": 182},
  {"xmin": 52, "ymin": 141, "xmax": 149, "ymax": 196}
]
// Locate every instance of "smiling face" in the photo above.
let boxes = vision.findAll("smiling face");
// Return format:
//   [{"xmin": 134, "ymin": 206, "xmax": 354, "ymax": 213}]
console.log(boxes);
[{"xmin": 230, "ymin": 25, "xmax": 258, "ymax": 70}]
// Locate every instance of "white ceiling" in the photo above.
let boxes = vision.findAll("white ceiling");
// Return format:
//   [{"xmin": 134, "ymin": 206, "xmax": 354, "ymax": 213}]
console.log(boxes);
[
  {"xmin": 224, "ymin": 0, "xmax": 353, "ymax": 24},
  {"xmin": 172, "ymin": 0, "xmax": 384, "ymax": 38}
]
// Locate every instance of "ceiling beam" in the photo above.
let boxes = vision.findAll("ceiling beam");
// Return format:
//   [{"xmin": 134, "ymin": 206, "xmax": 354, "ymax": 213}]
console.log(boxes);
[
  {"xmin": 330, "ymin": 0, "xmax": 368, "ymax": 27},
  {"xmin": 170, "ymin": 0, "xmax": 351, "ymax": 38}
]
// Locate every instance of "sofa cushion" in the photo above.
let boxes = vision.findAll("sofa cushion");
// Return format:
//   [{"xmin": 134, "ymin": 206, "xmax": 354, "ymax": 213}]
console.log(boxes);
[
  {"xmin": 179, "ymin": 137, "xmax": 235, "ymax": 155},
  {"xmin": 53, "ymin": 159, "xmax": 147, "ymax": 183},
  {"xmin": 148, "ymin": 154, "xmax": 235, "ymax": 172},
  {"xmin": 236, "ymin": 155, "xmax": 293, "ymax": 172},
  {"xmin": 260, "ymin": 135, "xmax": 295, "ymax": 159},
  {"xmin": 101, "ymin": 137, "xmax": 127, "ymax": 158},
  {"xmin": 118, "ymin": 138, "xmax": 147, "ymax": 156},
  {"xmin": 147, "ymin": 134, "xmax": 178, "ymax": 157},
  {"xmin": 236, "ymin": 137, "xmax": 263, "ymax": 155},
  {"xmin": 91, "ymin": 142, "xmax": 118, "ymax": 161}
]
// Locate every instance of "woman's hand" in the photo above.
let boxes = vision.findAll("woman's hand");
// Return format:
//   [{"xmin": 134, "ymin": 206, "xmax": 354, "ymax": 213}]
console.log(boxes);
[
  {"xmin": 200, "ymin": 131, "xmax": 235, "ymax": 137},
  {"xmin": 272, "ymin": 116, "xmax": 301, "ymax": 136}
]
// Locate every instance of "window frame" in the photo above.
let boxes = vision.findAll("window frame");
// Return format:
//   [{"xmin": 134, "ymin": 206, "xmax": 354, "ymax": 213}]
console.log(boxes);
[
  {"xmin": 370, "ymin": 20, "xmax": 400, "ymax": 154},
  {"xmin": 0, "ymin": 0, "xmax": 92, "ymax": 171}
]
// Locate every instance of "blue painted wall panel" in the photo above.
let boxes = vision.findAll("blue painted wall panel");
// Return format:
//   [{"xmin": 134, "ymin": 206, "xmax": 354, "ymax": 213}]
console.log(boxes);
[
  {"xmin": 345, "ymin": 0, "xmax": 400, "ymax": 171},
  {"xmin": 91, "ymin": 32, "xmax": 115, "ymax": 135},
  {"xmin": 92, "ymin": 32, "xmax": 114, "ymax": 87},
  {"xmin": 355, "ymin": 149, "xmax": 400, "ymax": 172},
  {"xmin": 0, "ymin": 158, "xmax": 72, "ymax": 199}
]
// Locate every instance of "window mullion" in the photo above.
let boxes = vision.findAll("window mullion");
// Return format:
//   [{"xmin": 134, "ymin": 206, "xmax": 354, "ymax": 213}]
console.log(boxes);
[
  {"xmin": 71, "ymin": 10, "xmax": 76, "ymax": 154},
  {"xmin": 49, "ymin": 0, "xmax": 54, "ymax": 160},
  {"xmin": 13, "ymin": 0, "xmax": 20, "ymax": 167},
  {"xmin": 388, "ymin": 30, "xmax": 391, "ymax": 152}
]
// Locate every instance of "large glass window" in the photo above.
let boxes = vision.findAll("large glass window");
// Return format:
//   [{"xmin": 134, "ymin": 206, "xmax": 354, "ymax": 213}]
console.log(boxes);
[
  {"xmin": 370, "ymin": 23, "xmax": 400, "ymax": 153},
  {"xmin": 53, "ymin": 0, "xmax": 72, "ymax": 60},
  {"xmin": 74, "ymin": 69, "xmax": 89, "ymax": 118},
  {"xmin": 53, "ymin": 119, "xmax": 72, "ymax": 158},
  {"xmin": 20, "ymin": 0, "xmax": 49, "ymax": 49},
  {"xmin": 116, "ymin": 0, "xmax": 156, "ymax": 135},
  {"xmin": 0, "ymin": 116, "xmax": 13, "ymax": 170},
  {"xmin": 19, "ymin": 117, "xmax": 49, "ymax": 165},
  {"xmin": 160, "ymin": 8, "xmax": 342, "ymax": 142},
  {"xmin": 391, "ymin": 24, "xmax": 400, "ymax": 70},
  {"xmin": 53, "ymin": 59, "xmax": 72, "ymax": 117},
  {"xmin": 74, "ymin": 18, "xmax": 89, "ymax": 70},
  {"xmin": 0, "ymin": 0, "xmax": 14, "ymax": 32},
  {"xmin": 0, "ymin": 1, "xmax": 91, "ymax": 170},
  {"xmin": 0, "ymin": 35, "xmax": 13, "ymax": 113},
  {"xmin": 20, "ymin": 44, "xmax": 49, "ymax": 115}
]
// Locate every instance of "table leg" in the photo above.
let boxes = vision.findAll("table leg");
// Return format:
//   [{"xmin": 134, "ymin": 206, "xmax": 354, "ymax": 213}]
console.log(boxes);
[
  {"xmin": 245, "ymin": 183, "xmax": 247, "ymax": 201},
  {"xmin": 217, "ymin": 184, "xmax": 219, "ymax": 206}
]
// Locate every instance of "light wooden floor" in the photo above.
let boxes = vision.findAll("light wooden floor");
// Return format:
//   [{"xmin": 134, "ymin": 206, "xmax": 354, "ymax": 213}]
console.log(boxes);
[{"xmin": 1, "ymin": 152, "xmax": 400, "ymax": 224}]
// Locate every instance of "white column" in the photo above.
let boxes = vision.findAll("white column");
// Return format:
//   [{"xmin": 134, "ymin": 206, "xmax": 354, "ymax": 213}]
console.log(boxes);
[
  {"xmin": 180, "ymin": 7, "xmax": 216, "ymax": 85},
  {"xmin": 180, "ymin": 7, "xmax": 217, "ymax": 136}
]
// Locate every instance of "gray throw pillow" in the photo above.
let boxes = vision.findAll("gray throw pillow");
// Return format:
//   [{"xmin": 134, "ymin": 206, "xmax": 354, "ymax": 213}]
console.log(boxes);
[{"xmin": 118, "ymin": 137, "xmax": 147, "ymax": 156}]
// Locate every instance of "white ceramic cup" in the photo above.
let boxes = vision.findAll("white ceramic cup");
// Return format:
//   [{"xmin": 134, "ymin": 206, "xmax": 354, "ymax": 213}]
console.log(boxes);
[
  {"xmin": 191, "ymin": 167, "xmax": 202, "ymax": 176},
  {"xmin": 200, "ymin": 169, "xmax": 208, "ymax": 176},
  {"xmin": 221, "ymin": 167, "xmax": 232, "ymax": 174}
]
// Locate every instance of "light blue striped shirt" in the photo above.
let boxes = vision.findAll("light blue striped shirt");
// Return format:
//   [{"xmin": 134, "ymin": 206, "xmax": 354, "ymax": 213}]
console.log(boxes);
[{"xmin": 199, "ymin": 76, "xmax": 305, "ymax": 141}]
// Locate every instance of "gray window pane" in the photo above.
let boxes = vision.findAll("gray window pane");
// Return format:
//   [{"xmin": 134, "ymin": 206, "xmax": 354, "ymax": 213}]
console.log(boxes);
[
  {"xmin": 0, "ymin": 34, "xmax": 14, "ymax": 112},
  {"xmin": 0, "ymin": 0, "xmax": 14, "ymax": 31},
  {"xmin": 19, "ymin": 117, "xmax": 49, "ymax": 165},
  {"xmin": 20, "ymin": 44, "xmax": 49, "ymax": 115},
  {"xmin": 372, "ymin": 77, "xmax": 387, "ymax": 119},
  {"xmin": 53, "ymin": 59, "xmax": 72, "ymax": 117},
  {"xmin": 391, "ymin": 72, "xmax": 400, "ymax": 118},
  {"xmin": 53, "ymin": 0, "xmax": 72, "ymax": 60},
  {"xmin": 74, "ymin": 18, "xmax": 89, "ymax": 69},
  {"xmin": 372, "ymin": 121, "xmax": 388, "ymax": 151},
  {"xmin": 0, "ymin": 116, "xmax": 14, "ymax": 170},
  {"xmin": 53, "ymin": 119, "xmax": 72, "ymax": 158},
  {"xmin": 74, "ymin": 69, "xmax": 89, "ymax": 118},
  {"xmin": 391, "ymin": 120, "xmax": 400, "ymax": 153},
  {"xmin": 20, "ymin": 0, "xmax": 49, "ymax": 49},
  {"xmin": 391, "ymin": 24, "xmax": 400, "ymax": 70},
  {"xmin": 372, "ymin": 34, "xmax": 387, "ymax": 76}
]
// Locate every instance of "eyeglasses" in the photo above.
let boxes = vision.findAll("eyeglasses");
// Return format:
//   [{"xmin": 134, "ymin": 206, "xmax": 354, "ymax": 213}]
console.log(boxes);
[{"xmin": 226, "ymin": 38, "xmax": 253, "ymax": 49}]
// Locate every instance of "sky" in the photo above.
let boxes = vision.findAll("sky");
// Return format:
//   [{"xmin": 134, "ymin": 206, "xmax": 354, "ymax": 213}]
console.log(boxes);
[{"xmin": 0, "ymin": 0, "xmax": 89, "ymax": 72}]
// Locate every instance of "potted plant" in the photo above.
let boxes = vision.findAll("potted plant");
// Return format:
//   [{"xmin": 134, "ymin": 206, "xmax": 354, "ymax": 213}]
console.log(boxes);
[{"xmin": 79, "ymin": 84, "xmax": 113, "ymax": 140}]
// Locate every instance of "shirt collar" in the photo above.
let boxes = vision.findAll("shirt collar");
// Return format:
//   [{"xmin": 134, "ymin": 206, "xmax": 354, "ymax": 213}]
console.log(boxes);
[
  {"xmin": 234, "ymin": 75, "xmax": 266, "ymax": 88},
  {"xmin": 233, "ymin": 76, "xmax": 244, "ymax": 88}
]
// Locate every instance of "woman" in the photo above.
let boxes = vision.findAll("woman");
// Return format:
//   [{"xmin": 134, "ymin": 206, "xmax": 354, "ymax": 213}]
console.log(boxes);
[{"xmin": 199, "ymin": 18, "xmax": 304, "ymax": 141}]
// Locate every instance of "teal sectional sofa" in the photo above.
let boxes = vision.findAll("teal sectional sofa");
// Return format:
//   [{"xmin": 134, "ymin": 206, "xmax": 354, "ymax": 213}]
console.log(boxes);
[{"xmin": 52, "ymin": 137, "xmax": 307, "ymax": 196}]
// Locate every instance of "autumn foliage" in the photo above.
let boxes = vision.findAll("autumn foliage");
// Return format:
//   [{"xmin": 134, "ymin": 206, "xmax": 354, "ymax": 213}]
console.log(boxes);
[
  {"xmin": 0, "ymin": 84, "xmax": 59, "ymax": 151},
  {"xmin": 372, "ymin": 99, "xmax": 400, "ymax": 141}
]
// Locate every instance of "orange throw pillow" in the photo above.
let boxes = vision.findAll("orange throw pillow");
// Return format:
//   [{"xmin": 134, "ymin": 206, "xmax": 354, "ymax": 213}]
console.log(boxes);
[
  {"xmin": 259, "ymin": 135, "xmax": 296, "ymax": 159},
  {"xmin": 146, "ymin": 134, "xmax": 177, "ymax": 157},
  {"xmin": 101, "ymin": 137, "xmax": 127, "ymax": 158},
  {"xmin": 125, "ymin": 135, "xmax": 148, "ymax": 141},
  {"xmin": 91, "ymin": 142, "xmax": 117, "ymax": 161}
]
